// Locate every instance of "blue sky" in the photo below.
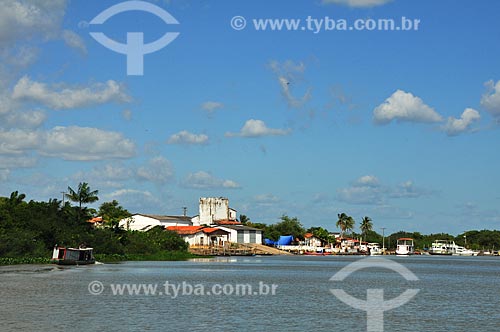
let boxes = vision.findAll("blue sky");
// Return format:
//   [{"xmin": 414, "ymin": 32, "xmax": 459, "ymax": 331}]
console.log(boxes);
[{"xmin": 1, "ymin": 0, "xmax": 500, "ymax": 235}]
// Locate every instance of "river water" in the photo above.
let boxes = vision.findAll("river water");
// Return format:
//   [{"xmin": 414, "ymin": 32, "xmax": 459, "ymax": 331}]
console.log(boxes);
[{"xmin": 1, "ymin": 255, "xmax": 500, "ymax": 331}]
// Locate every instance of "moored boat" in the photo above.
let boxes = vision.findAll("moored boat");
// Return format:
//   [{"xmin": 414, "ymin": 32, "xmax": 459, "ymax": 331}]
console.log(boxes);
[
  {"xmin": 51, "ymin": 245, "xmax": 95, "ymax": 265},
  {"xmin": 396, "ymin": 238, "xmax": 415, "ymax": 256},
  {"xmin": 429, "ymin": 240, "xmax": 455, "ymax": 255},
  {"xmin": 367, "ymin": 243, "xmax": 382, "ymax": 256}
]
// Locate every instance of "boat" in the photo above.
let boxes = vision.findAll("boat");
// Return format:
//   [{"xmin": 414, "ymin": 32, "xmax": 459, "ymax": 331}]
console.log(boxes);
[
  {"xmin": 429, "ymin": 240, "xmax": 455, "ymax": 255},
  {"xmin": 367, "ymin": 243, "xmax": 382, "ymax": 256},
  {"xmin": 453, "ymin": 246, "xmax": 478, "ymax": 256},
  {"xmin": 51, "ymin": 245, "xmax": 96, "ymax": 265},
  {"xmin": 396, "ymin": 238, "xmax": 415, "ymax": 256}
]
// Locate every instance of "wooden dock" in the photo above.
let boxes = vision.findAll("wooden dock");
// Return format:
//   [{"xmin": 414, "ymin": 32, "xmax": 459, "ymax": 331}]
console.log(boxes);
[{"xmin": 189, "ymin": 243, "xmax": 292, "ymax": 256}]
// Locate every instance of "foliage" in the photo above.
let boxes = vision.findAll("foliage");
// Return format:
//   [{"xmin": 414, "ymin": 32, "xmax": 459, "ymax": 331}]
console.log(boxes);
[
  {"xmin": 360, "ymin": 216, "xmax": 373, "ymax": 241},
  {"xmin": 264, "ymin": 215, "xmax": 306, "ymax": 241},
  {"xmin": 0, "ymin": 191, "xmax": 189, "ymax": 263},
  {"xmin": 66, "ymin": 182, "xmax": 99, "ymax": 210},
  {"xmin": 306, "ymin": 226, "xmax": 335, "ymax": 243},
  {"xmin": 336, "ymin": 213, "xmax": 355, "ymax": 237}
]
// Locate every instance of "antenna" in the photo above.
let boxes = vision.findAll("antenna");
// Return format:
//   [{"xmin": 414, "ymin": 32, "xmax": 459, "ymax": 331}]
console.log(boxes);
[{"xmin": 182, "ymin": 207, "xmax": 187, "ymax": 217}]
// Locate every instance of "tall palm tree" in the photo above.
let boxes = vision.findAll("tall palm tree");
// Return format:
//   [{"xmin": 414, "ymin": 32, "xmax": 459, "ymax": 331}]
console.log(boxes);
[
  {"xmin": 336, "ymin": 213, "xmax": 355, "ymax": 238},
  {"xmin": 360, "ymin": 216, "xmax": 373, "ymax": 242},
  {"xmin": 66, "ymin": 182, "xmax": 99, "ymax": 220}
]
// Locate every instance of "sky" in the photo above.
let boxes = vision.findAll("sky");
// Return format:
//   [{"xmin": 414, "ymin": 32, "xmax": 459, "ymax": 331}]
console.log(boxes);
[{"xmin": 1, "ymin": 0, "xmax": 500, "ymax": 235}]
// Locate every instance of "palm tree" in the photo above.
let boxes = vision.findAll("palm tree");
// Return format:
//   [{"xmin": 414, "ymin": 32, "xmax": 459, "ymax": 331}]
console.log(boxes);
[
  {"xmin": 336, "ymin": 213, "xmax": 355, "ymax": 238},
  {"xmin": 360, "ymin": 216, "xmax": 373, "ymax": 242},
  {"xmin": 66, "ymin": 182, "xmax": 99, "ymax": 220}
]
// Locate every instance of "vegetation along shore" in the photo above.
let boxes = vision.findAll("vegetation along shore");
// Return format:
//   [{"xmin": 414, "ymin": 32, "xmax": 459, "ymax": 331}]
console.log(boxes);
[{"xmin": 1, "ymin": 183, "xmax": 500, "ymax": 265}]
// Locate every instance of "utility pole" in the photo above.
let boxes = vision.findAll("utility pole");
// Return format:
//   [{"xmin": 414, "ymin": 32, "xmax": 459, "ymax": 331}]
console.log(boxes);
[
  {"xmin": 61, "ymin": 191, "xmax": 66, "ymax": 205},
  {"xmin": 381, "ymin": 227, "xmax": 386, "ymax": 255},
  {"xmin": 182, "ymin": 207, "xmax": 187, "ymax": 217}
]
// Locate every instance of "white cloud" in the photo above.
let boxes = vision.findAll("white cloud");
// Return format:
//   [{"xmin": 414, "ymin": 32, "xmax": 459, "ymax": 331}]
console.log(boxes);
[
  {"xmin": 268, "ymin": 60, "xmax": 311, "ymax": 108},
  {"xmin": 40, "ymin": 126, "xmax": 136, "ymax": 161},
  {"xmin": 136, "ymin": 156, "xmax": 174, "ymax": 184},
  {"xmin": 373, "ymin": 90, "xmax": 443, "ymax": 124},
  {"xmin": 355, "ymin": 175, "xmax": 380, "ymax": 187},
  {"xmin": 182, "ymin": 171, "xmax": 241, "ymax": 189},
  {"xmin": 322, "ymin": 0, "xmax": 392, "ymax": 7},
  {"xmin": 167, "ymin": 130, "xmax": 209, "ymax": 145},
  {"xmin": 12, "ymin": 76, "xmax": 131, "ymax": 110},
  {"xmin": 480, "ymin": 80, "xmax": 500, "ymax": 118},
  {"xmin": 442, "ymin": 108, "xmax": 480, "ymax": 136},
  {"xmin": 0, "ymin": 129, "xmax": 42, "ymax": 154},
  {"xmin": 4, "ymin": 109, "xmax": 46, "ymax": 129},
  {"xmin": 201, "ymin": 101, "xmax": 224, "ymax": 113},
  {"xmin": 0, "ymin": 155, "xmax": 37, "ymax": 169},
  {"xmin": 225, "ymin": 119, "xmax": 291, "ymax": 137},
  {"xmin": 336, "ymin": 175, "xmax": 431, "ymax": 205},
  {"xmin": 106, "ymin": 188, "xmax": 162, "ymax": 212},
  {"xmin": 62, "ymin": 29, "xmax": 87, "ymax": 55},
  {"xmin": 0, "ymin": 0, "xmax": 67, "ymax": 46}
]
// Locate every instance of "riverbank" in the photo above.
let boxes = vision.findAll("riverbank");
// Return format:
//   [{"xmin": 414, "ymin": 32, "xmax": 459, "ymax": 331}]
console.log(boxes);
[{"xmin": 0, "ymin": 251, "xmax": 203, "ymax": 265}]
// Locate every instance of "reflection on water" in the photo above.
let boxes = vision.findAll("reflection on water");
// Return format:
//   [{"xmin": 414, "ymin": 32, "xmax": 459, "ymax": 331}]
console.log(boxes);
[{"xmin": 1, "ymin": 256, "xmax": 500, "ymax": 332}]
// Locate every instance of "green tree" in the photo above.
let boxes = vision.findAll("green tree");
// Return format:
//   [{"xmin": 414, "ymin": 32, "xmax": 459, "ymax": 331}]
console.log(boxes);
[
  {"xmin": 239, "ymin": 214, "xmax": 250, "ymax": 225},
  {"xmin": 66, "ymin": 182, "xmax": 99, "ymax": 222},
  {"xmin": 336, "ymin": 213, "xmax": 355, "ymax": 238},
  {"xmin": 360, "ymin": 216, "xmax": 373, "ymax": 242},
  {"xmin": 268, "ymin": 215, "xmax": 306, "ymax": 241},
  {"xmin": 98, "ymin": 200, "xmax": 131, "ymax": 229}
]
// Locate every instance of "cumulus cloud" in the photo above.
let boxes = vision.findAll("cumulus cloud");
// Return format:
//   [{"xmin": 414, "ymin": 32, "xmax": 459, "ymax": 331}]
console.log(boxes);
[
  {"xmin": 0, "ymin": 0, "xmax": 67, "ymax": 46},
  {"xmin": 0, "ymin": 129, "xmax": 42, "ymax": 154},
  {"xmin": 3, "ymin": 109, "xmax": 46, "ymax": 129},
  {"xmin": 201, "ymin": 101, "xmax": 224, "ymax": 114},
  {"xmin": 322, "ymin": 0, "xmax": 392, "ymax": 7},
  {"xmin": 0, "ymin": 155, "xmax": 37, "ymax": 169},
  {"xmin": 136, "ymin": 156, "xmax": 174, "ymax": 184},
  {"xmin": 40, "ymin": 126, "xmax": 136, "ymax": 161},
  {"xmin": 62, "ymin": 29, "xmax": 87, "ymax": 55},
  {"xmin": 106, "ymin": 188, "xmax": 163, "ymax": 212},
  {"xmin": 373, "ymin": 90, "xmax": 443, "ymax": 124},
  {"xmin": 480, "ymin": 80, "xmax": 500, "ymax": 119},
  {"xmin": 225, "ymin": 119, "xmax": 291, "ymax": 137},
  {"xmin": 12, "ymin": 76, "xmax": 131, "ymax": 109},
  {"xmin": 181, "ymin": 171, "xmax": 241, "ymax": 189},
  {"xmin": 167, "ymin": 130, "xmax": 209, "ymax": 145},
  {"xmin": 442, "ymin": 108, "xmax": 480, "ymax": 136},
  {"xmin": 268, "ymin": 60, "xmax": 312, "ymax": 108},
  {"xmin": 336, "ymin": 175, "xmax": 431, "ymax": 205}
]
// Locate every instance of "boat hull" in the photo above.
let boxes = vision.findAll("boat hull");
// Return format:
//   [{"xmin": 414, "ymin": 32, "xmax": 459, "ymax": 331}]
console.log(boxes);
[{"xmin": 51, "ymin": 259, "xmax": 96, "ymax": 265}]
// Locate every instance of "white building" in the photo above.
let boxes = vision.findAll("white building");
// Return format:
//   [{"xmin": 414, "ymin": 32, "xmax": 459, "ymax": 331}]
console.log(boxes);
[
  {"xmin": 191, "ymin": 197, "xmax": 238, "ymax": 226},
  {"xmin": 167, "ymin": 226, "xmax": 229, "ymax": 247},
  {"xmin": 218, "ymin": 225, "xmax": 263, "ymax": 244},
  {"xmin": 119, "ymin": 214, "xmax": 192, "ymax": 231}
]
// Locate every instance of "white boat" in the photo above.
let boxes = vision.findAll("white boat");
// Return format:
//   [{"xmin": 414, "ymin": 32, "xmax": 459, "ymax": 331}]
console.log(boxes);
[
  {"xmin": 453, "ymin": 246, "xmax": 478, "ymax": 256},
  {"xmin": 367, "ymin": 243, "xmax": 382, "ymax": 256},
  {"xmin": 396, "ymin": 238, "xmax": 414, "ymax": 256},
  {"xmin": 51, "ymin": 245, "xmax": 95, "ymax": 265},
  {"xmin": 429, "ymin": 240, "xmax": 455, "ymax": 255}
]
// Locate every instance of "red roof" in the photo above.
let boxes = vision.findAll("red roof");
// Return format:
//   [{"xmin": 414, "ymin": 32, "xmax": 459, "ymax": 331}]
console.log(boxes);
[
  {"xmin": 202, "ymin": 227, "xmax": 228, "ymax": 234},
  {"xmin": 215, "ymin": 220, "xmax": 242, "ymax": 225},
  {"xmin": 304, "ymin": 233, "xmax": 314, "ymax": 238},
  {"xmin": 87, "ymin": 217, "xmax": 103, "ymax": 223},
  {"xmin": 398, "ymin": 237, "xmax": 414, "ymax": 241},
  {"xmin": 166, "ymin": 226, "xmax": 228, "ymax": 235},
  {"xmin": 166, "ymin": 226, "xmax": 204, "ymax": 235}
]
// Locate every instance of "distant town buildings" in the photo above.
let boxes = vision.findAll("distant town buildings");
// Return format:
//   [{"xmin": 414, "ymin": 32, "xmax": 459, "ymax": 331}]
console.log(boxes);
[{"xmin": 118, "ymin": 197, "xmax": 262, "ymax": 246}]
